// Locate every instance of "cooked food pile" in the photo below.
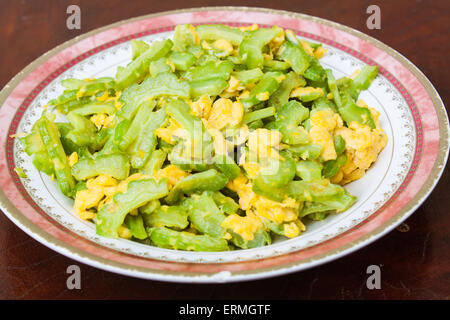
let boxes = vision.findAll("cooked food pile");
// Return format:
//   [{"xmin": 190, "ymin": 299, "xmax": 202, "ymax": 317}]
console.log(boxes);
[{"xmin": 19, "ymin": 24, "xmax": 387, "ymax": 251}]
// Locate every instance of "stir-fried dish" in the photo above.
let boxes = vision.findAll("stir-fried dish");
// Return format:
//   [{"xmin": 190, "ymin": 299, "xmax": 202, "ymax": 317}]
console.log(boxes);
[{"xmin": 18, "ymin": 24, "xmax": 387, "ymax": 251}]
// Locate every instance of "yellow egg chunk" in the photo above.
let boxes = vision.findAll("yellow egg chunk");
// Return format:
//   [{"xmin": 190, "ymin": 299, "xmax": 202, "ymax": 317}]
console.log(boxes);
[
  {"xmin": 256, "ymin": 91, "xmax": 270, "ymax": 101},
  {"xmin": 253, "ymin": 197, "xmax": 299, "ymax": 224},
  {"xmin": 238, "ymin": 90, "xmax": 249, "ymax": 99},
  {"xmin": 335, "ymin": 122, "xmax": 387, "ymax": 171},
  {"xmin": 89, "ymin": 113, "xmax": 115, "ymax": 130},
  {"xmin": 190, "ymin": 94, "xmax": 212, "ymax": 119},
  {"xmin": 226, "ymin": 174, "xmax": 301, "ymax": 224},
  {"xmin": 310, "ymin": 109, "xmax": 343, "ymax": 132},
  {"xmin": 242, "ymin": 162, "xmax": 261, "ymax": 179},
  {"xmin": 213, "ymin": 39, "xmax": 234, "ymax": 53},
  {"xmin": 99, "ymin": 173, "xmax": 148, "ymax": 208},
  {"xmin": 248, "ymin": 128, "xmax": 282, "ymax": 150},
  {"xmin": 79, "ymin": 211, "xmax": 96, "ymax": 220},
  {"xmin": 283, "ymin": 220, "xmax": 306, "ymax": 238},
  {"xmin": 333, "ymin": 99, "xmax": 387, "ymax": 185},
  {"xmin": 269, "ymin": 31, "xmax": 285, "ymax": 53},
  {"xmin": 205, "ymin": 124, "xmax": 232, "ymax": 156},
  {"xmin": 239, "ymin": 24, "xmax": 259, "ymax": 31},
  {"xmin": 155, "ymin": 119, "xmax": 181, "ymax": 144},
  {"xmin": 68, "ymin": 152, "xmax": 78, "ymax": 167},
  {"xmin": 262, "ymin": 52, "xmax": 273, "ymax": 60},
  {"xmin": 309, "ymin": 126, "xmax": 337, "ymax": 161},
  {"xmin": 227, "ymin": 175, "xmax": 256, "ymax": 210},
  {"xmin": 118, "ymin": 226, "xmax": 132, "ymax": 239},
  {"xmin": 340, "ymin": 151, "xmax": 358, "ymax": 175},
  {"xmin": 96, "ymin": 91, "xmax": 109, "ymax": 102},
  {"xmin": 208, "ymin": 98, "xmax": 243, "ymax": 129},
  {"xmin": 86, "ymin": 175, "xmax": 118, "ymax": 189},
  {"xmin": 189, "ymin": 25, "xmax": 200, "ymax": 45},
  {"xmin": 290, "ymin": 87, "xmax": 324, "ymax": 99},
  {"xmin": 308, "ymin": 109, "xmax": 346, "ymax": 161},
  {"xmin": 90, "ymin": 113, "xmax": 106, "ymax": 130},
  {"xmin": 300, "ymin": 41, "xmax": 314, "ymax": 56},
  {"xmin": 76, "ymin": 89, "xmax": 85, "ymax": 99},
  {"xmin": 330, "ymin": 169, "xmax": 344, "ymax": 184},
  {"xmin": 74, "ymin": 175, "xmax": 118, "ymax": 220},
  {"xmin": 154, "ymin": 165, "xmax": 189, "ymax": 188},
  {"xmin": 313, "ymin": 46, "xmax": 328, "ymax": 59},
  {"xmin": 247, "ymin": 128, "xmax": 282, "ymax": 160},
  {"xmin": 225, "ymin": 76, "xmax": 241, "ymax": 93},
  {"xmin": 221, "ymin": 211, "xmax": 263, "ymax": 241}
]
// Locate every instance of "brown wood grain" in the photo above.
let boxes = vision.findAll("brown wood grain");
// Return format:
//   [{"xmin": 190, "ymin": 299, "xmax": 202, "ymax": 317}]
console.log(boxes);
[{"xmin": 0, "ymin": 0, "xmax": 449, "ymax": 300}]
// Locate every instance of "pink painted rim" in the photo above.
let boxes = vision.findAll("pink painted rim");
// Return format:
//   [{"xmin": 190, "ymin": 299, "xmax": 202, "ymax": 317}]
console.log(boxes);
[{"xmin": 0, "ymin": 8, "xmax": 448, "ymax": 282}]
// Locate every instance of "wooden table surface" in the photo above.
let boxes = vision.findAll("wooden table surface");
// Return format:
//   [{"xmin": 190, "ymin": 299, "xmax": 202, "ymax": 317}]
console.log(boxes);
[{"xmin": 0, "ymin": 0, "xmax": 448, "ymax": 300}]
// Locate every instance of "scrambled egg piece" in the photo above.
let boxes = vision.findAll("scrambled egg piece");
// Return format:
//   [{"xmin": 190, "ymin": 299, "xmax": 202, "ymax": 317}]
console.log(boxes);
[
  {"xmin": 310, "ymin": 108, "xmax": 343, "ymax": 131},
  {"xmin": 154, "ymin": 165, "xmax": 189, "ymax": 188},
  {"xmin": 203, "ymin": 120, "xmax": 233, "ymax": 156},
  {"xmin": 314, "ymin": 46, "xmax": 327, "ymax": 59},
  {"xmin": 237, "ymin": 90, "xmax": 250, "ymax": 99},
  {"xmin": 227, "ymin": 175, "xmax": 255, "ymax": 210},
  {"xmin": 96, "ymin": 91, "xmax": 109, "ymax": 102},
  {"xmin": 189, "ymin": 24, "xmax": 200, "ymax": 45},
  {"xmin": 190, "ymin": 94, "xmax": 212, "ymax": 119},
  {"xmin": 247, "ymin": 128, "xmax": 282, "ymax": 159},
  {"xmin": 74, "ymin": 175, "xmax": 118, "ymax": 220},
  {"xmin": 290, "ymin": 87, "xmax": 324, "ymax": 99},
  {"xmin": 239, "ymin": 24, "xmax": 259, "ymax": 31},
  {"xmin": 283, "ymin": 220, "xmax": 306, "ymax": 238},
  {"xmin": 90, "ymin": 113, "xmax": 115, "ymax": 130},
  {"xmin": 155, "ymin": 118, "xmax": 181, "ymax": 144},
  {"xmin": 268, "ymin": 30, "xmax": 285, "ymax": 54},
  {"xmin": 334, "ymin": 103, "xmax": 387, "ymax": 184},
  {"xmin": 234, "ymin": 125, "xmax": 250, "ymax": 145},
  {"xmin": 242, "ymin": 162, "xmax": 261, "ymax": 179},
  {"xmin": 207, "ymin": 98, "xmax": 244, "ymax": 129},
  {"xmin": 221, "ymin": 211, "xmax": 264, "ymax": 241},
  {"xmin": 225, "ymin": 76, "xmax": 241, "ymax": 93},
  {"xmin": 74, "ymin": 173, "xmax": 151, "ymax": 221},
  {"xmin": 76, "ymin": 89, "xmax": 85, "ymax": 99},
  {"xmin": 68, "ymin": 152, "xmax": 78, "ymax": 167},
  {"xmin": 227, "ymin": 175, "xmax": 300, "ymax": 224},
  {"xmin": 309, "ymin": 109, "xmax": 343, "ymax": 161},
  {"xmin": 254, "ymin": 197, "xmax": 299, "ymax": 224},
  {"xmin": 300, "ymin": 41, "xmax": 314, "ymax": 56},
  {"xmin": 326, "ymin": 101, "xmax": 387, "ymax": 184},
  {"xmin": 118, "ymin": 226, "xmax": 132, "ymax": 239},
  {"xmin": 101, "ymin": 173, "xmax": 150, "ymax": 203},
  {"xmin": 220, "ymin": 76, "xmax": 241, "ymax": 98},
  {"xmin": 213, "ymin": 39, "xmax": 234, "ymax": 53}
]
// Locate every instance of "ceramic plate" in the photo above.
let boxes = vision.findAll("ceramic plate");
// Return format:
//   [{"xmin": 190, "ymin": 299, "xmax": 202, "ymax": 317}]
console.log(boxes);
[{"xmin": 0, "ymin": 7, "xmax": 448, "ymax": 283}]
